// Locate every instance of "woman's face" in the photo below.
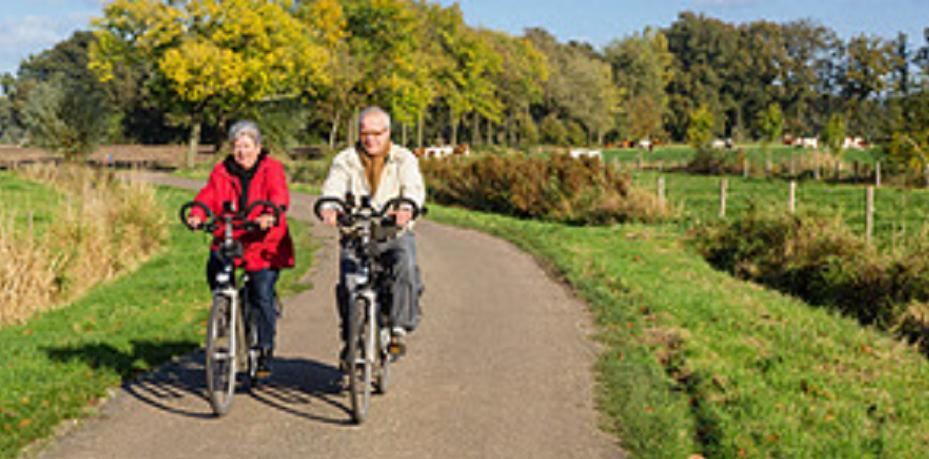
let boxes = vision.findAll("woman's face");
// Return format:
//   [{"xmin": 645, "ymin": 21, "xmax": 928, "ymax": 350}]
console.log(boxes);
[{"xmin": 233, "ymin": 134, "xmax": 261, "ymax": 169}]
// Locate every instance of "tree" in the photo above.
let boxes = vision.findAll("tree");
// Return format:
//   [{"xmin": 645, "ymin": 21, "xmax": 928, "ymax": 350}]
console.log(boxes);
[
  {"xmin": 756, "ymin": 103, "xmax": 784, "ymax": 152},
  {"xmin": 21, "ymin": 74, "xmax": 108, "ymax": 160},
  {"xmin": 484, "ymin": 30, "xmax": 548, "ymax": 146},
  {"xmin": 91, "ymin": 0, "xmax": 330, "ymax": 167},
  {"xmin": 687, "ymin": 105, "xmax": 715, "ymax": 151},
  {"xmin": 822, "ymin": 112, "xmax": 847, "ymax": 156},
  {"xmin": 605, "ymin": 27, "xmax": 674, "ymax": 142}
]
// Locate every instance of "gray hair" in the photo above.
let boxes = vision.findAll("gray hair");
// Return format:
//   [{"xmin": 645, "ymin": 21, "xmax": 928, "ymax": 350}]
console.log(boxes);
[
  {"xmin": 229, "ymin": 120, "xmax": 262, "ymax": 145},
  {"xmin": 358, "ymin": 106, "xmax": 391, "ymax": 131}
]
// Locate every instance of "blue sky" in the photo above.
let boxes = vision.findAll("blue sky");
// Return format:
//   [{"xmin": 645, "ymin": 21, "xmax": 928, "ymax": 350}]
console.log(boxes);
[{"xmin": 1, "ymin": 0, "xmax": 926, "ymax": 76}]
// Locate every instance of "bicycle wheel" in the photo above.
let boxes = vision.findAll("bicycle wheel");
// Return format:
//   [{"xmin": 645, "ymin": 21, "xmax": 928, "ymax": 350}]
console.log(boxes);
[
  {"xmin": 347, "ymin": 296, "xmax": 371, "ymax": 423},
  {"xmin": 375, "ymin": 323, "xmax": 390, "ymax": 394},
  {"xmin": 206, "ymin": 294, "xmax": 237, "ymax": 416}
]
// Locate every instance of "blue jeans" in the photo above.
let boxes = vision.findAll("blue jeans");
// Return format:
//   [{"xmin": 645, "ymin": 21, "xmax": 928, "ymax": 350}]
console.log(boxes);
[
  {"xmin": 207, "ymin": 251, "xmax": 280, "ymax": 352},
  {"xmin": 337, "ymin": 231, "xmax": 422, "ymax": 341}
]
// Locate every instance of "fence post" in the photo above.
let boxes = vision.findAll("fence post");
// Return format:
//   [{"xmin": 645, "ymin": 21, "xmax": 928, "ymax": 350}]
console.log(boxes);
[
  {"xmin": 875, "ymin": 161, "xmax": 881, "ymax": 187},
  {"xmin": 657, "ymin": 176, "xmax": 665, "ymax": 209},
  {"xmin": 719, "ymin": 178, "xmax": 728, "ymax": 218},
  {"xmin": 788, "ymin": 181, "xmax": 796, "ymax": 214},
  {"xmin": 865, "ymin": 186, "xmax": 874, "ymax": 245},
  {"xmin": 834, "ymin": 160, "xmax": 841, "ymax": 181},
  {"xmin": 765, "ymin": 154, "xmax": 772, "ymax": 178},
  {"xmin": 743, "ymin": 157, "xmax": 749, "ymax": 178}
]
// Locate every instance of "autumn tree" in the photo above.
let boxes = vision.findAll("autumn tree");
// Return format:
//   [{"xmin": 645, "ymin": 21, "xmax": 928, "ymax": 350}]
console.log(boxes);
[
  {"xmin": 91, "ymin": 0, "xmax": 329, "ymax": 167},
  {"xmin": 605, "ymin": 27, "xmax": 673, "ymax": 143}
]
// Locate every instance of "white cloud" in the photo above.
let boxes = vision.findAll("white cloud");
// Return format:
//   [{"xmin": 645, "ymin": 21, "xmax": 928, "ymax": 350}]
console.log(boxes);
[{"xmin": 0, "ymin": 12, "xmax": 93, "ymax": 75}]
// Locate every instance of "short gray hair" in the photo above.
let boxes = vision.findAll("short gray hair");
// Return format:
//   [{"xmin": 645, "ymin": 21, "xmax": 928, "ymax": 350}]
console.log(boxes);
[
  {"xmin": 229, "ymin": 120, "xmax": 262, "ymax": 145},
  {"xmin": 358, "ymin": 106, "xmax": 391, "ymax": 131}
]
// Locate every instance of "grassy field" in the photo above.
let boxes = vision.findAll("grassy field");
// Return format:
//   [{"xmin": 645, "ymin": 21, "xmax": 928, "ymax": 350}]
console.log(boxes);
[
  {"xmin": 425, "ymin": 204, "xmax": 929, "ymax": 458},
  {"xmin": 624, "ymin": 170, "xmax": 929, "ymax": 250},
  {"xmin": 0, "ymin": 184, "xmax": 314, "ymax": 459},
  {"xmin": 604, "ymin": 144, "xmax": 881, "ymax": 167},
  {"xmin": 0, "ymin": 172, "xmax": 64, "ymax": 237}
]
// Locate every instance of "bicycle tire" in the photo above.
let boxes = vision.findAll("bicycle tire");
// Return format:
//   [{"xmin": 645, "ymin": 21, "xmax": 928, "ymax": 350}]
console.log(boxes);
[
  {"xmin": 206, "ymin": 294, "xmax": 237, "ymax": 416},
  {"xmin": 347, "ymin": 296, "xmax": 371, "ymax": 423},
  {"xmin": 375, "ymin": 324, "xmax": 390, "ymax": 394}
]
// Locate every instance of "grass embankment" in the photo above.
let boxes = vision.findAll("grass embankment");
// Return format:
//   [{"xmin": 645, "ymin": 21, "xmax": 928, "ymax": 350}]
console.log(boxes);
[
  {"xmin": 0, "ymin": 185, "xmax": 315, "ymax": 459},
  {"xmin": 426, "ymin": 204, "xmax": 929, "ymax": 458}
]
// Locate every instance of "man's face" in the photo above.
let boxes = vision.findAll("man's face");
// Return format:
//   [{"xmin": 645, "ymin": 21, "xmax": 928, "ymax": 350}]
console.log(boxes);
[{"xmin": 360, "ymin": 113, "xmax": 391, "ymax": 156}]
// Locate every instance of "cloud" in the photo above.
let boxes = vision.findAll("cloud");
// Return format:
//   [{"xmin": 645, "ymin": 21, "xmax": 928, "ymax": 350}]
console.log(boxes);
[{"xmin": 0, "ymin": 12, "xmax": 93, "ymax": 74}]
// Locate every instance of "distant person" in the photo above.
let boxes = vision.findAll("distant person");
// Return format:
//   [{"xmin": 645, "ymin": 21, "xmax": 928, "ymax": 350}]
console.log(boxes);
[
  {"xmin": 319, "ymin": 106, "xmax": 426, "ymax": 362},
  {"xmin": 186, "ymin": 120, "xmax": 294, "ymax": 379}
]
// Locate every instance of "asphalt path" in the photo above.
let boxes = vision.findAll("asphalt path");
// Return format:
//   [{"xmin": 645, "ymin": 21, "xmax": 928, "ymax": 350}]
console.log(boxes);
[{"xmin": 35, "ymin": 174, "xmax": 622, "ymax": 459}]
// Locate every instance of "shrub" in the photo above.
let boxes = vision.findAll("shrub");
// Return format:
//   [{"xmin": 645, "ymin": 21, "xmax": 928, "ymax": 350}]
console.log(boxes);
[
  {"xmin": 0, "ymin": 165, "xmax": 166, "ymax": 324},
  {"xmin": 693, "ymin": 210, "xmax": 929, "ymax": 347},
  {"xmin": 422, "ymin": 152, "xmax": 670, "ymax": 225}
]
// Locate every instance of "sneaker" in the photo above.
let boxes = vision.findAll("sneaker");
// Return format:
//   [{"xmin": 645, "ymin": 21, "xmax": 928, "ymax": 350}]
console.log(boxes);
[
  {"xmin": 255, "ymin": 349, "xmax": 273, "ymax": 380},
  {"xmin": 338, "ymin": 343, "xmax": 350, "ymax": 373},
  {"xmin": 388, "ymin": 327, "xmax": 407, "ymax": 357}
]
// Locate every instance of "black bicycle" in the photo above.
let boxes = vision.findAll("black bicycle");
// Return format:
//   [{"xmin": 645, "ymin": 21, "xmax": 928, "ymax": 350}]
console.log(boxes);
[
  {"xmin": 314, "ymin": 194, "xmax": 422, "ymax": 424},
  {"xmin": 179, "ymin": 199, "xmax": 281, "ymax": 416}
]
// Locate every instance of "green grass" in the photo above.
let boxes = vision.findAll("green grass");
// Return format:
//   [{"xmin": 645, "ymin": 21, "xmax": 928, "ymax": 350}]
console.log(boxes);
[
  {"xmin": 0, "ymin": 171, "xmax": 64, "ymax": 236},
  {"xmin": 605, "ymin": 144, "xmax": 881, "ymax": 167},
  {"xmin": 626, "ymin": 170, "xmax": 929, "ymax": 250},
  {"xmin": 425, "ymin": 204, "xmax": 929, "ymax": 459},
  {"xmin": 0, "ymin": 186, "xmax": 315, "ymax": 459}
]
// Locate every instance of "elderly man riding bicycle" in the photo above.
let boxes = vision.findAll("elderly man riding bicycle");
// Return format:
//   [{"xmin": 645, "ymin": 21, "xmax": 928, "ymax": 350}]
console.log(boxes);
[{"xmin": 319, "ymin": 106, "xmax": 426, "ymax": 363}]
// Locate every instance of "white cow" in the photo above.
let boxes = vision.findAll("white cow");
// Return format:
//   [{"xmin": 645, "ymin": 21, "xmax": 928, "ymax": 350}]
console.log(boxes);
[{"xmin": 569, "ymin": 148, "xmax": 602, "ymax": 160}]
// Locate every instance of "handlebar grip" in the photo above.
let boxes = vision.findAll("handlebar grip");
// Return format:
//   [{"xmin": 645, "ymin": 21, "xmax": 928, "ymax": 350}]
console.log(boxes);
[
  {"xmin": 179, "ymin": 201, "xmax": 216, "ymax": 231},
  {"xmin": 313, "ymin": 196, "xmax": 349, "ymax": 221},
  {"xmin": 243, "ymin": 200, "xmax": 282, "ymax": 227}
]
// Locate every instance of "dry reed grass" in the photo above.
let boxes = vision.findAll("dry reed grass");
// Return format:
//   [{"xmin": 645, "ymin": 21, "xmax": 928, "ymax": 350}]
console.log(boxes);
[{"xmin": 0, "ymin": 164, "xmax": 166, "ymax": 324}]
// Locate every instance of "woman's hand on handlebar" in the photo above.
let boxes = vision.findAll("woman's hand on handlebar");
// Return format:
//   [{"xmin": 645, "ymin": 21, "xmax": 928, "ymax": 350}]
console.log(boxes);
[
  {"xmin": 256, "ymin": 214, "xmax": 276, "ymax": 230},
  {"xmin": 187, "ymin": 214, "xmax": 204, "ymax": 229}
]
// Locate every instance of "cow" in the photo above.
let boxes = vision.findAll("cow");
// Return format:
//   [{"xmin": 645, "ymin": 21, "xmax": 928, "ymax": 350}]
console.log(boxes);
[{"xmin": 569, "ymin": 148, "xmax": 602, "ymax": 160}]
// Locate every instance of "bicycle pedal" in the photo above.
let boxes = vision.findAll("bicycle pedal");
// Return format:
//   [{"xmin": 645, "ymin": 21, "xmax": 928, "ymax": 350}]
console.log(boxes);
[{"xmin": 387, "ymin": 341, "xmax": 406, "ymax": 357}]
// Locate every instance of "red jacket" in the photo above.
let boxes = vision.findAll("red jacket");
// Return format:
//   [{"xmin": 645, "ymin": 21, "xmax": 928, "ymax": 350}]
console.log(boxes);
[{"xmin": 192, "ymin": 153, "xmax": 295, "ymax": 271}]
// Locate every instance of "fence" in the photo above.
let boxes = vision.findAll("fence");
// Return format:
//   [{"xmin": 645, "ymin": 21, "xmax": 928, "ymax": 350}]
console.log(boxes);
[{"xmin": 632, "ymin": 169, "xmax": 929, "ymax": 249}]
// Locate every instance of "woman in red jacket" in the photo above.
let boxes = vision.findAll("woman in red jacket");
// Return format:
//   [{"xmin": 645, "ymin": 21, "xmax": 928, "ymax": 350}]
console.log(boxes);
[{"xmin": 186, "ymin": 120, "xmax": 294, "ymax": 379}]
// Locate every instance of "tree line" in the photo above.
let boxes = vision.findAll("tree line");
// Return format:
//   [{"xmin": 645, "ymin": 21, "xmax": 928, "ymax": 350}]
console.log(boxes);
[{"xmin": 0, "ymin": 1, "xmax": 927, "ymax": 170}]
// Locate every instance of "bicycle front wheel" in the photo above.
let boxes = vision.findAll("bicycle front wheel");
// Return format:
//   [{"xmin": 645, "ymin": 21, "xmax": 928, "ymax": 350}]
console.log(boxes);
[
  {"xmin": 206, "ymin": 294, "xmax": 237, "ymax": 416},
  {"xmin": 347, "ymin": 297, "xmax": 371, "ymax": 423}
]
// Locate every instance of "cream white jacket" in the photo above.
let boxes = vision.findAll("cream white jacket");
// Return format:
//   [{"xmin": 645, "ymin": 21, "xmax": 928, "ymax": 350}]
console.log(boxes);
[{"xmin": 321, "ymin": 143, "xmax": 426, "ymax": 212}]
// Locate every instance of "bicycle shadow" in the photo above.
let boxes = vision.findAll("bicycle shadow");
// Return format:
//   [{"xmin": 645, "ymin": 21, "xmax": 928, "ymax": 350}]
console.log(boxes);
[{"xmin": 43, "ymin": 340, "xmax": 353, "ymax": 424}]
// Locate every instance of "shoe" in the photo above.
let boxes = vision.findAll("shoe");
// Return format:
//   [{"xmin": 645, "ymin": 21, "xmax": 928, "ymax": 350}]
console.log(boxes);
[
  {"xmin": 339, "ymin": 343, "xmax": 349, "ymax": 373},
  {"xmin": 388, "ymin": 327, "xmax": 407, "ymax": 357},
  {"xmin": 255, "ymin": 349, "xmax": 273, "ymax": 380}
]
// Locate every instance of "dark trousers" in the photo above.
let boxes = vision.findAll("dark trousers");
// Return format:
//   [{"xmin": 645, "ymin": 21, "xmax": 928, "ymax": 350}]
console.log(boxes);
[{"xmin": 207, "ymin": 251, "xmax": 279, "ymax": 352}]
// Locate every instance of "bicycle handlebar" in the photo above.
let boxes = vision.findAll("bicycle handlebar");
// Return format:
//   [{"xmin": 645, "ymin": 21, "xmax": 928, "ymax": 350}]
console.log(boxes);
[
  {"xmin": 179, "ymin": 199, "xmax": 283, "ymax": 233},
  {"xmin": 313, "ymin": 195, "xmax": 424, "ymax": 224}
]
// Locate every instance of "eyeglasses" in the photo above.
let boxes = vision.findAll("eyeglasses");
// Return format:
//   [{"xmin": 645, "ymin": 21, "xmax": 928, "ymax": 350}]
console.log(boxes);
[{"xmin": 359, "ymin": 129, "xmax": 388, "ymax": 137}]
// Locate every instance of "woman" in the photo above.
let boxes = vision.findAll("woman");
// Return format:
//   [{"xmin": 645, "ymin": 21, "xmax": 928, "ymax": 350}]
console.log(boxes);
[{"xmin": 187, "ymin": 120, "xmax": 294, "ymax": 379}]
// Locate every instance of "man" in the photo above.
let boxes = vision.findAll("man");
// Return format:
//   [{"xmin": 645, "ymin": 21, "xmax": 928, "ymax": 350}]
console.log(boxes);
[{"xmin": 320, "ymin": 106, "xmax": 425, "ymax": 360}]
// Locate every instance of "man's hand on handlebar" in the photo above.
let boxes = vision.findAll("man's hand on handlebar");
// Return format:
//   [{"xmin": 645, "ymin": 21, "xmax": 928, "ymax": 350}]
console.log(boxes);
[
  {"xmin": 321, "ymin": 208, "xmax": 339, "ymax": 227},
  {"xmin": 389, "ymin": 208, "xmax": 413, "ymax": 228}
]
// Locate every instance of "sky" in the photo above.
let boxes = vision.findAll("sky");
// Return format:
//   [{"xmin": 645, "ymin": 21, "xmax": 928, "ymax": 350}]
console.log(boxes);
[{"xmin": 0, "ymin": 0, "xmax": 926, "ymax": 76}]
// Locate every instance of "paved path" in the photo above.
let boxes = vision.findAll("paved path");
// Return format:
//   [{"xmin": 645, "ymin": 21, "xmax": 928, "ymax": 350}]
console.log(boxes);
[{"xmin": 35, "ymin": 174, "xmax": 622, "ymax": 459}]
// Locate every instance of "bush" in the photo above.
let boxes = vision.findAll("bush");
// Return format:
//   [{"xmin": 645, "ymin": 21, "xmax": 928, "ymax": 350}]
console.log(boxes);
[
  {"xmin": 693, "ymin": 210, "xmax": 929, "ymax": 348},
  {"xmin": 422, "ymin": 152, "xmax": 670, "ymax": 225}
]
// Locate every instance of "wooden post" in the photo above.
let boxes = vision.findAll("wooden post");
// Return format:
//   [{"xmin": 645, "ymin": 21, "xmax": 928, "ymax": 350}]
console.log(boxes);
[
  {"xmin": 814, "ymin": 161, "xmax": 821, "ymax": 180},
  {"xmin": 719, "ymin": 178, "xmax": 728, "ymax": 218},
  {"xmin": 743, "ymin": 158, "xmax": 749, "ymax": 178},
  {"xmin": 765, "ymin": 155, "xmax": 772, "ymax": 178},
  {"xmin": 834, "ymin": 160, "xmax": 841, "ymax": 181},
  {"xmin": 865, "ymin": 186, "xmax": 874, "ymax": 244},
  {"xmin": 875, "ymin": 161, "xmax": 881, "ymax": 187},
  {"xmin": 788, "ymin": 181, "xmax": 796, "ymax": 214},
  {"xmin": 657, "ymin": 176, "xmax": 666, "ymax": 209}
]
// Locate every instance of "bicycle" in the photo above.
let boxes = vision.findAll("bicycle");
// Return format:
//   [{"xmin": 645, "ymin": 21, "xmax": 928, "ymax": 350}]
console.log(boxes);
[
  {"xmin": 313, "ymin": 194, "xmax": 423, "ymax": 424},
  {"xmin": 179, "ymin": 199, "xmax": 281, "ymax": 416}
]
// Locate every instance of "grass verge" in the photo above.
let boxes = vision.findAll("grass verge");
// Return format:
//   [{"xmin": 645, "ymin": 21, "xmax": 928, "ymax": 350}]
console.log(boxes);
[
  {"xmin": 0, "ymin": 186, "xmax": 315, "ymax": 459},
  {"xmin": 426, "ymin": 204, "xmax": 929, "ymax": 458}
]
